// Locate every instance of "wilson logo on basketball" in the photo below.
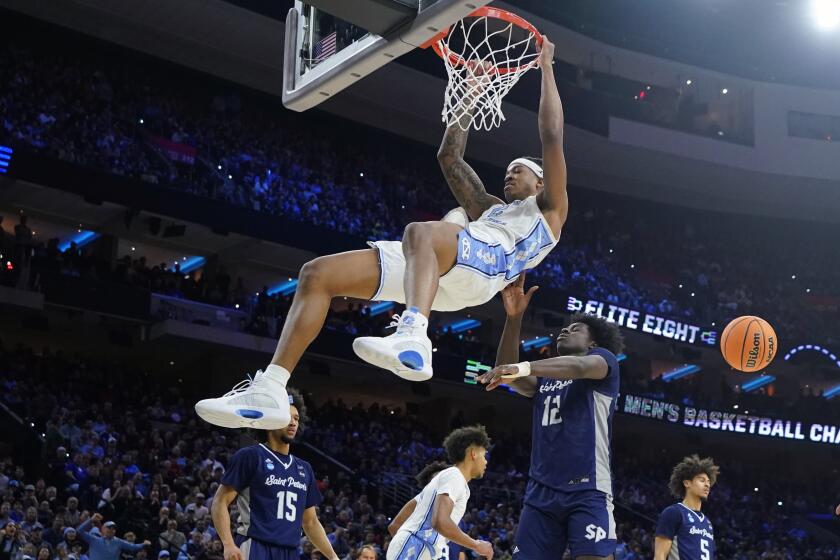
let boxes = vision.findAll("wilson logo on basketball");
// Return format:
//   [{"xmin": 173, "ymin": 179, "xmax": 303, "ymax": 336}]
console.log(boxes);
[{"xmin": 745, "ymin": 333, "xmax": 761, "ymax": 369}]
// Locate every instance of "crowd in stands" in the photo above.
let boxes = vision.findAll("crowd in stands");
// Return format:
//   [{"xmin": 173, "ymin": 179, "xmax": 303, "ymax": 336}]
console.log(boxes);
[
  {"xmin": 1, "ymin": 343, "xmax": 838, "ymax": 560},
  {"xmin": 2, "ymin": 213, "xmax": 836, "ymax": 424},
  {"xmin": 2, "ymin": 23, "xmax": 839, "ymax": 354}
]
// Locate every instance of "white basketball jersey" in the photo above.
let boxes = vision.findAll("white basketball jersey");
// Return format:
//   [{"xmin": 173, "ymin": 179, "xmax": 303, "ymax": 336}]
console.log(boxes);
[
  {"xmin": 468, "ymin": 195, "xmax": 559, "ymax": 276},
  {"xmin": 396, "ymin": 467, "xmax": 470, "ymax": 557}
]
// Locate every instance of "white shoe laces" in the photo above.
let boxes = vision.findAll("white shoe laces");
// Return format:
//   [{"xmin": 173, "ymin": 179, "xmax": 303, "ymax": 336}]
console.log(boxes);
[
  {"xmin": 221, "ymin": 371, "xmax": 263, "ymax": 397},
  {"xmin": 387, "ymin": 313, "xmax": 419, "ymax": 336}
]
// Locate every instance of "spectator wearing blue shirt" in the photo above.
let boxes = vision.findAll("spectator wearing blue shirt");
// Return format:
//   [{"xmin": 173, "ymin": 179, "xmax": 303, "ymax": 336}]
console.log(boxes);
[{"xmin": 78, "ymin": 515, "xmax": 149, "ymax": 560}]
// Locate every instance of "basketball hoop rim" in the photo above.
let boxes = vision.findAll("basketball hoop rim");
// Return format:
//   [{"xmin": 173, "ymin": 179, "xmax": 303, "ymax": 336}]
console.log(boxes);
[{"xmin": 425, "ymin": 6, "xmax": 543, "ymax": 75}]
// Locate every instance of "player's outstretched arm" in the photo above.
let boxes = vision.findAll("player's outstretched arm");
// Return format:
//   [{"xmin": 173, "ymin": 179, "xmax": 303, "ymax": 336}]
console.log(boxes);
[
  {"xmin": 388, "ymin": 499, "xmax": 417, "ymax": 536},
  {"xmin": 479, "ymin": 355, "xmax": 608, "ymax": 391},
  {"xmin": 437, "ymin": 98, "xmax": 503, "ymax": 221},
  {"xmin": 301, "ymin": 507, "xmax": 340, "ymax": 560},
  {"xmin": 653, "ymin": 536, "xmax": 673, "ymax": 560},
  {"xmin": 431, "ymin": 495, "xmax": 493, "ymax": 559},
  {"xmin": 534, "ymin": 36, "xmax": 568, "ymax": 237},
  {"xmin": 494, "ymin": 274, "xmax": 538, "ymax": 397},
  {"xmin": 211, "ymin": 485, "xmax": 242, "ymax": 560}
]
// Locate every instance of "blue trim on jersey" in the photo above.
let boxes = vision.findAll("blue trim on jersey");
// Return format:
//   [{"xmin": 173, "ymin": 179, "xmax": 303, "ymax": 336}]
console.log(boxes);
[
  {"xmin": 393, "ymin": 535, "xmax": 412, "ymax": 560},
  {"xmin": 456, "ymin": 219, "xmax": 554, "ymax": 281},
  {"xmin": 412, "ymin": 495, "xmax": 440, "ymax": 549}
]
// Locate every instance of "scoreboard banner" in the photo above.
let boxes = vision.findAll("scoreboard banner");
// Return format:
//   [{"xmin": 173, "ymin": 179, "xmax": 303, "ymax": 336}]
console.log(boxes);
[
  {"xmin": 565, "ymin": 295, "xmax": 718, "ymax": 347},
  {"xmin": 621, "ymin": 393, "xmax": 840, "ymax": 446},
  {"xmin": 462, "ymin": 360, "xmax": 838, "ymax": 445}
]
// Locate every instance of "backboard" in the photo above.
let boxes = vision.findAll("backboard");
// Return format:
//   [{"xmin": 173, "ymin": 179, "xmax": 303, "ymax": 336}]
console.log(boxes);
[{"xmin": 282, "ymin": 0, "xmax": 492, "ymax": 111}]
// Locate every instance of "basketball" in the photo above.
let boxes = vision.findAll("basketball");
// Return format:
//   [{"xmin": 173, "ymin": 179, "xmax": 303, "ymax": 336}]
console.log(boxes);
[{"xmin": 720, "ymin": 316, "xmax": 778, "ymax": 372}]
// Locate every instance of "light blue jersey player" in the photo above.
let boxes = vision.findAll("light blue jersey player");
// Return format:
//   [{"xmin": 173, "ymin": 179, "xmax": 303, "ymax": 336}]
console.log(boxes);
[
  {"xmin": 210, "ymin": 389, "xmax": 340, "ymax": 560},
  {"xmin": 655, "ymin": 455, "xmax": 720, "ymax": 560},
  {"xmin": 479, "ymin": 274, "xmax": 625, "ymax": 560},
  {"xmin": 386, "ymin": 428, "xmax": 494, "ymax": 560}
]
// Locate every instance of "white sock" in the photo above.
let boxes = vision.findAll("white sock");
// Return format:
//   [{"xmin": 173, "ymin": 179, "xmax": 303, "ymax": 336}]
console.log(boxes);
[
  {"xmin": 402, "ymin": 306, "xmax": 429, "ymax": 333},
  {"xmin": 264, "ymin": 364, "xmax": 291, "ymax": 386}
]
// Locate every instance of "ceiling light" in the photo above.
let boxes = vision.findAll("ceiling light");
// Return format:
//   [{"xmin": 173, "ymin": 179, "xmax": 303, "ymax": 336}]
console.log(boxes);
[{"xmin": 812, "ymin": 0, "xmax": 840, "ymax": 30}]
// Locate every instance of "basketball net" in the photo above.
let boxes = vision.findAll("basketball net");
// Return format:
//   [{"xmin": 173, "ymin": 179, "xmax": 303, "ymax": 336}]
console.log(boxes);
[{"xmin": 434, "ymin": 9, "xmax": 542, "ymax": 131}]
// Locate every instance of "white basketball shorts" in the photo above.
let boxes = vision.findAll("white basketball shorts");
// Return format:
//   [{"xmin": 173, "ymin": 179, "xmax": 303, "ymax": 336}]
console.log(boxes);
[{"xmin": 387, "ymin": 531, "xmax": 436, "ymax": 560}]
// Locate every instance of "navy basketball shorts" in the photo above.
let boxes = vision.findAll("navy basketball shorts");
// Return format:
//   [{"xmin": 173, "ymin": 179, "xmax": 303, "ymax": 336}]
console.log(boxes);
[
  {"xmin": 234, "ymin": 534, "xmax": 298, "ymax": 560},
  {"xmin": 512, "ymin": 479, "xmax": 617, "ymax": 559}
]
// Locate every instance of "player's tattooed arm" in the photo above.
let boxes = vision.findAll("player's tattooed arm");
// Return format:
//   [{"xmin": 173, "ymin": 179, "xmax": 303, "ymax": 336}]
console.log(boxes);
[{"xmin": 437, "ymin": 123, "xmax": 504, "ymax": 221}]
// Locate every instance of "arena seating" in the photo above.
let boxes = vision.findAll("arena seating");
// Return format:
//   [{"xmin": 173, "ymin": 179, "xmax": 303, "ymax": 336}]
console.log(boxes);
[{"xmin": 1, "ymin": 343, "xmax": 838, "ymax": 560}]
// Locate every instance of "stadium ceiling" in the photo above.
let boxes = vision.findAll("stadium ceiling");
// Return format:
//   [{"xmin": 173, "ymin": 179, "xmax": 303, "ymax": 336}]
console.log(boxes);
[
  {"xmin": 507, "ymin": 0, "xmax": 840, "ymax": 91},
  {"xmin": 4, "ymin": 0, "xmax": 840, "ymax": 223},
  {"xmin": 225, "ymin": 0, "xmax": 840, "ymax": 90}
]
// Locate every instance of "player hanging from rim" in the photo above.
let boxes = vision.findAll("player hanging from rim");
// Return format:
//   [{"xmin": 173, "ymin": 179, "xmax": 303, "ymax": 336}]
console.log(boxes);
[
  {"xmin": 654, "ymin": 455, "xmax": 719, "ymax": 560},
  {"xmin": 477, "ymin": 273, "xmax": 625, "ymax": 560},
  {"xmin": 195, "ymin": 36, "xmax": 567, "ymax": 430},
  {"xmin": 386, "ymin": 426, "xmax": 494, "ymax": 560},
  {"xmin": 210, "ymin": 389, "xmax": 341, "ymax": 560}
]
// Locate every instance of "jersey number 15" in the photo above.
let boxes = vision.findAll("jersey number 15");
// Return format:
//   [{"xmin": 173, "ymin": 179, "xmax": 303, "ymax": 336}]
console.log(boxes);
[{"xmin": 276, "ymin": 491, "xmax": 298, "ymax": 521}]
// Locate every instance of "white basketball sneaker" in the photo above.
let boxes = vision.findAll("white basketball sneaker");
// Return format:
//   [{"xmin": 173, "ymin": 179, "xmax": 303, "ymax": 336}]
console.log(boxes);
[
  {"xmin": 194, "ymin": 367, "xmax": 291, "ymax": 429},
  {"xmin": 352, "ymin": 307, "xmax": 433, "ymax": 381}
]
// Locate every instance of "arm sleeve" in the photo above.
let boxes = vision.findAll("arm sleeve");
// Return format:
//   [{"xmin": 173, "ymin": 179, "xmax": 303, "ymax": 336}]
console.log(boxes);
[
  {"xmin": 221, "ymin": 448, "xmax": 258, "ymax": 492},
  {"xmin": 305, "ymin": 464, "xmax": 323, "ymax": 509},
  {"xmin": 655, "ymin": 507, "xmax": 682, "ymax": 539}
]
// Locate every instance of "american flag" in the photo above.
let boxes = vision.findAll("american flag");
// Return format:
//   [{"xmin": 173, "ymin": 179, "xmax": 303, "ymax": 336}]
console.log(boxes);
[{"xmin": 313, "ymin": 31, "xmax": 337, "ymax": 63}]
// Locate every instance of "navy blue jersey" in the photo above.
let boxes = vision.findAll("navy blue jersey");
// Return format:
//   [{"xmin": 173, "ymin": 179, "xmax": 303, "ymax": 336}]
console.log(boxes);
[
  {"xmin": 221, "ymin": 444, "xmax": 322, "ymax": 547},
  {"xmin": 655, "ymin": 503, "xmax": 715, "ymax": 560},
  {"xmin": 529, "ymin": 347, "xmax": 620, "ymax": 493}
]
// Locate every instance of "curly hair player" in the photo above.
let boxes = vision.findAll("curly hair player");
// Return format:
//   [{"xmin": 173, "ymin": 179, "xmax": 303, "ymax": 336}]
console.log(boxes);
[
  {"xmin": 194, "ymin": 36, "xmax": 568, "ymax": 430},
  {"xmin": 210, "ymin": 389, "xmax": 341, "ymax": 560},
  {"xmin": 386, "ymin": 426, "xmax": 494, "ymax": 560},
  {"xmin": 478, "ymin": 273, "xmax": 625, "ymax": 560},
  {"xmin": 654, "ymin": 455, "xmax": 719, "ymax": 560}
]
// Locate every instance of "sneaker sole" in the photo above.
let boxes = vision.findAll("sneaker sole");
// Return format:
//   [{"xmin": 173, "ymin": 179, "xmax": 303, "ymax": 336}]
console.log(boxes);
[
  {"xmin": 352, "ymin": 339, "xmax": 432, "ymax": 382},
  {"xmin": 194, "ymin": 402, "xmax": 290, "ymax": 430}
]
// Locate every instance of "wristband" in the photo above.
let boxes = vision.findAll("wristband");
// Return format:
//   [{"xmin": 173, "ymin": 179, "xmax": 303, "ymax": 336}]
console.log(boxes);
[{"xmin": 500, "ymin": 361, "xmax": 531, "ymax": 380}]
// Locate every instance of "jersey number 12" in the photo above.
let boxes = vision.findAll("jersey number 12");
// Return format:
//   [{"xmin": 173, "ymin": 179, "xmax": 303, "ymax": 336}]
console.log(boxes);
[
  {"xmin": 541, "ymin": 395, "xmax": 563, "ymax": 426},
  {"xmin": 276, "ymin": 491, "xmax": 298, "ymax": 521}
]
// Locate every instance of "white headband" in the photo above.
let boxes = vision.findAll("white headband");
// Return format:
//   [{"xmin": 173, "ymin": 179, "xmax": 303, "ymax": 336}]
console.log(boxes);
[{"xmin": 507, "ymin": 158, "xmax": 544, "ymax": 179}]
